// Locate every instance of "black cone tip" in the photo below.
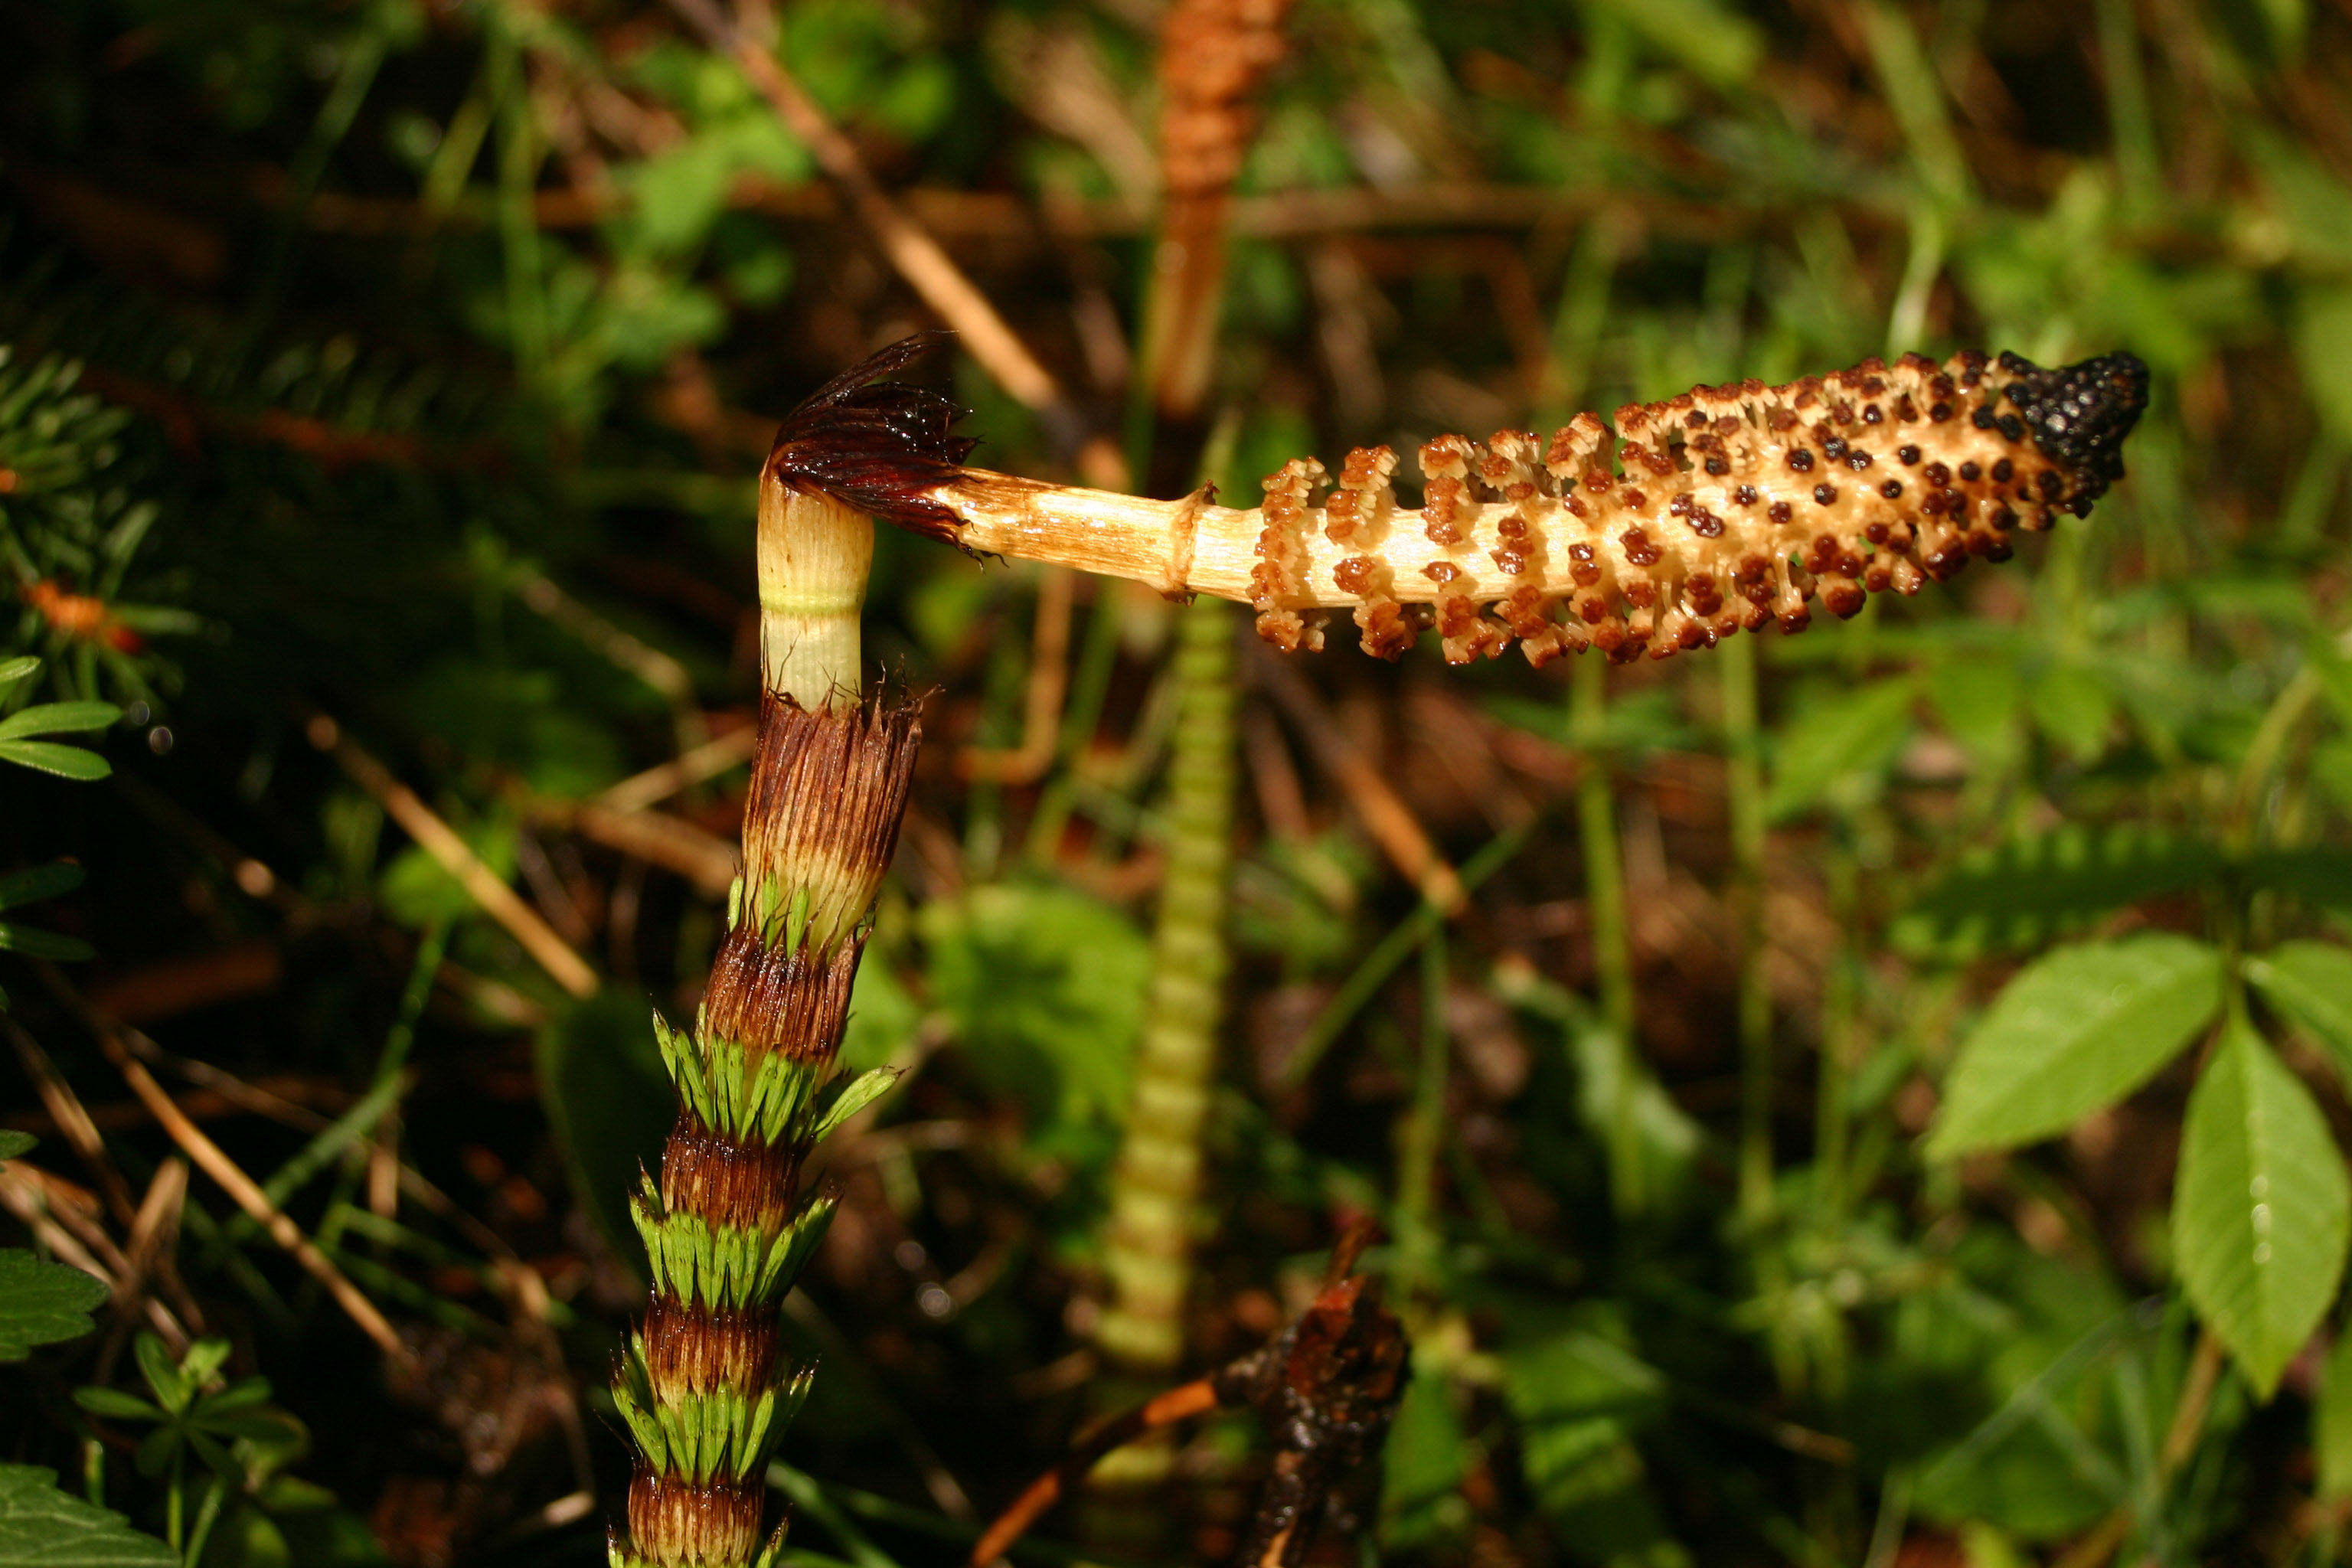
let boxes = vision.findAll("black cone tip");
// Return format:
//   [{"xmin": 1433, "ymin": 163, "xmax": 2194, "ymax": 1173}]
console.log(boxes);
[{"xmin": 1996, "ymin": 350, "xmax": 2149, "ymax": 503}]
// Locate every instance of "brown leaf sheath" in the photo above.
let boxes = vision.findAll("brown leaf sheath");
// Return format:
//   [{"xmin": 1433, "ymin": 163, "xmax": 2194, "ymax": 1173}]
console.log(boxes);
[
  {"xmin": 704, "ymin": 689, "xmax": 924, "ymax": 1057},
  {"xmin": 618, "ymin": 358, "xmax": 930, "ymax": 1565},
  {"xmin": 831, "ymin": 346, "xmax": 2149, "ymax": 664}
]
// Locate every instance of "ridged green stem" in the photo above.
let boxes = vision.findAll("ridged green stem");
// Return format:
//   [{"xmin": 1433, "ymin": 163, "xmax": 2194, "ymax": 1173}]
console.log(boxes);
[{"xmin": 1096, "ymin": 596, "xmax": 1237, "ymax": 1376}]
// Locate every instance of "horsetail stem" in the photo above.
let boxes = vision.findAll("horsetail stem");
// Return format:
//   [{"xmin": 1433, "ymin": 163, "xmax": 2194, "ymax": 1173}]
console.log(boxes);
[
  {"xmin": 1096, "ymin": 595, "xmax": 1239, "ymax": 1374},
  {"xmin": 609, "ymin": 345, "xmax": 946, "ymax": 1568}
]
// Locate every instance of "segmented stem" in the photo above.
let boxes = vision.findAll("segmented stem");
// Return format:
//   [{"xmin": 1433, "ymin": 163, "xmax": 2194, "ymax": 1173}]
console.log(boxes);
[
  {"xmin": 1096, "ymin": 596, "xmax": 1240, "ymax": 1374},
  {"xmin": 611, "ymin": 350, "xmax": 936, "ymax": 1568}
]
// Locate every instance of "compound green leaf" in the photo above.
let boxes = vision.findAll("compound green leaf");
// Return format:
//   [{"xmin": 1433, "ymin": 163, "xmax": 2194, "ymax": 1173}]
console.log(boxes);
[
  {"xmin": 0, "ymin": 1250, "xmax": 109, "ymax": 1360},
  {"xmin": 2174, "ymin": 1019, "xmax": 2351, "ymax": 1400},
  {"xmin": 2246, "ymin": 941, "xmax": 2352, "ymax": 1083},
  {"xmin": 0, "ymin": 1466, "xmax": 173, "ymax": 1567},
  {"xmin": 1928, "ymin": 936, "xmax": 2223, "ymax": 1158},
  {"xmin": 1890, "ymin": 826, "xmax": 2220, "ymax": 963}
]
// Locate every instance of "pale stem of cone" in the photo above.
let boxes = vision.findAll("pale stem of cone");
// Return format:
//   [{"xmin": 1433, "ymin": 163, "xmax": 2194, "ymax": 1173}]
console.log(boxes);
[{"xmin": 760, "ymin": 480, "xmax": 874, "ymax": 706}]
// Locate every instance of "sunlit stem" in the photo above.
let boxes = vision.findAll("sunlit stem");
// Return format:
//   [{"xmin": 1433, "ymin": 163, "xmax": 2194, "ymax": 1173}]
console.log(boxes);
[{"xmin": 759, "ymin": 482, "xmax": 873, "ymax": 710}]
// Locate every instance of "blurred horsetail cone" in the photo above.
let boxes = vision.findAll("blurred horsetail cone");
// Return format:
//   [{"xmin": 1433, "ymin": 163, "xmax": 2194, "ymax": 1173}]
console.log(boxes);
[{"xmin": 610, "ymin": 341, "xmax": 952, "ymax": 1568}]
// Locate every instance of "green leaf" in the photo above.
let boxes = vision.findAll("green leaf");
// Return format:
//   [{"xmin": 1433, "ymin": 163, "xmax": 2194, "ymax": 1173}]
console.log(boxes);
[
  {"xmin": 72, "ymin": 1387, "xmax": 165, "ymax": 1423},
  {"xmin": 2174, "ymin": 1018, "xmax": 2352, "ymax": 1399},
  {"xmin": 1890, "ymin": 827, "xmax": 2220, "ymax": 963},
  {"xmin": 2246, "ymin": 942, "xmax": 2352, "ymax": 1083},
  {"xmin": 1501, "ymin": 1331, "xmax": 1677, "ymax": 1560},
  {"xmin": 0, "ymin": 701, "xmax": 121, "ymax": 741},
  {"xmin": 2296, "ymin": 284, "xmax": 2352, "ymax": 445},
  {"xmin": 1381, "ymin": 1365, "xmax": 1470, "ymax": 1551},
  {"xmin": 0, "ymin": 923, "xmax": 96, "ymax": 962},
  {"xmin": 2318, "ymin": 1327, "xmax": 2352, "ymax": 1501},
  {"xmin": 1766, "ymin": 677, "xmax": 1917, "ymax": 822},
  {"xmin": 0, "ymin": 656, "xmax": 40, "ymax": 691},
  {"xmin": 2024, "ymin": 662, "xmax": 2113, "ymax": 760},
  {"xmin": 0, "ymin": 1465, "xmax": 174, "ymax": 1566},
  {"xmin": 0, "ymin": 740, "xmax": 111, "ymax": 781},
  {"xmin": 0, "ymin": 1249, "xmax": 109, "ymax": 1360},
  {"xmin": 809, "ymin": 1067, "xmax": 902, "ymax": 1144},
  {"xmin": 0, "ymin": 863, "xmax": 83, "ymax": 913},
  {"xmin": 1928, "ymin": 936, "xmax": 2225, "ymax": 1158},
  {"xmin": 919, "ymin": 884, "xmax": 1152, "ymax": 1145},
  {"xmin": 0, "ymin": 1130, "xmax": 33, "ymax": 1161}
]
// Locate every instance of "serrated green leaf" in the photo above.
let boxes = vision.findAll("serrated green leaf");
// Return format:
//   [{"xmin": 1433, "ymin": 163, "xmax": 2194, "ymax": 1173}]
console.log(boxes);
[
  {"xmin": 2174, "ymin": 1018, "xmax": 2351, "ymax": 1399},
  {"xmin": 2246, "ymin": 942, "xmax": 2352, "ymax": 1083},
  {"xmin": 0, "ymin": 923, "xmax": 96, "ymax": 961},
  {"xmin": 1891, "ymin": 827, "xmax": 2219, "ymax": 963},
  {"xmin": 1929, "ymin": 936, "xmax": 2225, "ymax": 1157},
  {"xmin": 0, "ymin": 701, "xmax": 121, "ymax": 741},
  {"xmin": 1766, "ymin": 677, "xmax": 1917, "ymax": 822},
  {"xmin": 0, "ymin": 863, "xmax": 82, "ymax": 913},
  {"xmin": 0, "ymin": 1465, "xmax": 174, "ymax": 1566},
  {"xmin": 0, "ymin": 740, "xmax": 111, "ymax": 781},
  {"xmin": 0, "ymin": 1250, "xmax": 109, "ymax": 1360},
  {"xmin": 0, "ymin": 1130, "xmax": 33, "ymax": 1161}
]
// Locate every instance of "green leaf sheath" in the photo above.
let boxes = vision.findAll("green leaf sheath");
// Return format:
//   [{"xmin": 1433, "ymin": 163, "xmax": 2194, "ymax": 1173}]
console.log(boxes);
[
  {"xmin": 2174, "ymin": 1018, "xmax": 2352, "ymax": 1399},
  {"xmin": 1096, "ymin": 596, "xmax": 1237, "ymax": 1377},
  {"xmin": 612, "ymin": 691, "xmax": 920, "ymax": 1568},
  {"xmin": 1929, "ymin": 934, "xmax": 2224, "ymax": 1157}
]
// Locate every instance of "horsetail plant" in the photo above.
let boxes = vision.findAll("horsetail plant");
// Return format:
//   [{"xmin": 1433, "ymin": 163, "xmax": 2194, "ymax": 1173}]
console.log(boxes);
[
  {"xmin": 608, "ymin": 333, "xmax": 2148, "ymax": 1566},
  {"xmin": 607, "ymin": 340, "xmax": 956, "ymax": 1568}
]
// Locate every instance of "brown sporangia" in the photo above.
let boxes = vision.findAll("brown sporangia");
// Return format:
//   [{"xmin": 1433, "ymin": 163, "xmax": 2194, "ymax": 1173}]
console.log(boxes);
[{"xmin": 801, "ymin": 342, "xmax": 2149, "ymax": 667}]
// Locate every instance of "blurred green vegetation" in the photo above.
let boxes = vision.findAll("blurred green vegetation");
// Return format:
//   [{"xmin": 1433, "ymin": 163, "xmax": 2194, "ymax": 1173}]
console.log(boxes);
[{"xmin": 4, "ymin": 0, "xmax": 2352, "ymax": 1565}]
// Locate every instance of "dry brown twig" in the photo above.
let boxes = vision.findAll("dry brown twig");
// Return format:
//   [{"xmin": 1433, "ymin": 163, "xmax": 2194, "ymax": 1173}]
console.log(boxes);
[
  {"xmin": 969, "ymin": 1223, "xmax": 1406, "ymax": 1568},
  {"xmin": 661, "ymin": 0, "xmax": 1124, "ymax": 484},
  {"xmin": 958, "ymin": 564, "xmax": 1075, "ymax": 783},
  {"xmin": 309, "ymin": 714, "xmax": 600, "ymax": 998},
  {"xmin": 91, "ymin": 1026, "xmax": 409, "ymax": 1362}
]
